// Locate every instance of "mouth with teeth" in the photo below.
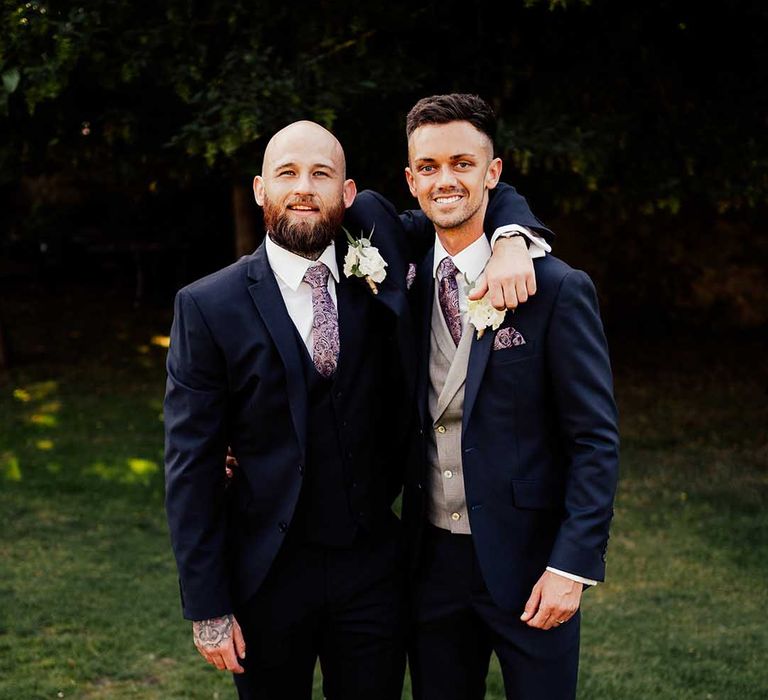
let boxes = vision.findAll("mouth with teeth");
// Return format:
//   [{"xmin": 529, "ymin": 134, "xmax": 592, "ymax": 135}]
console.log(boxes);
[
  {"xmin": 287, "ymin": 202, "xmax": 320, "ymax": 216},
  {"xmin": 433, "ymin": 193, "xmax": 464, "ymax": 205}
]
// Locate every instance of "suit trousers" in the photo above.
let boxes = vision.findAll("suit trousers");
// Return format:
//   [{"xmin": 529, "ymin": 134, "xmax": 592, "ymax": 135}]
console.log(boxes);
[
  {"xmin": 409, "ymin": 525, "xmax": 580, "ymax": 700},
  {"xmin": 233, "ymin": 519, "xmax": 407, "ymax": 700}
]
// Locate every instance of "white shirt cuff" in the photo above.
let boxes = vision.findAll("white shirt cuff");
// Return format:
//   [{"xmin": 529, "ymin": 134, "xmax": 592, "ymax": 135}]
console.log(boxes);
[
  {"xmin": 546, "ymin": 566, "xmax": 598, "ymax": 586},
  {"xmin": 491, "ymin": 224, "xmax": 551, "ymax": 254}
]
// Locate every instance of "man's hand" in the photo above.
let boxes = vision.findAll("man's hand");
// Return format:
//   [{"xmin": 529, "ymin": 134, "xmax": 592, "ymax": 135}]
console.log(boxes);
[
  {"xmin": 192, "ymin": 614, "xmax": 246, "ymax": 673},
  {"xmin": 520, "ymin": 571, "xmax": 583, "ymax": 630},
  {"xmin": 468, "ymin": 235, "xmax": 536, "ymax": 310},
  {"xmin": 225, "ymin": 446, "xmax": 239, "ymax": 481}
]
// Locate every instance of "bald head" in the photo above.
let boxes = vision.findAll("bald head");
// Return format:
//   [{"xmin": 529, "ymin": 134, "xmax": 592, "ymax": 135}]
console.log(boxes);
[
  {"xmin": 262, "ymin": 120, "xmax": 346, "ymax": 178},
  {"xmin": 253, "ymin": 120, "xmax": 356, "ymax": 259}
]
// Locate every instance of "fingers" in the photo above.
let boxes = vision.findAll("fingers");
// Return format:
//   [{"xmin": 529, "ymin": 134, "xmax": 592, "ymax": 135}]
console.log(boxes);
[
  {"xmin": 521, "ymin": 572, "xmax": 581, "ymax": 630},
  {"xmin": 520, "ymin": 583, "xmax": 541, "ymax": 623},
  {"xmin": 515, "ymin": 278, "xmax": 529, "ymax": 305},
  {"xmin": 233, "ymin": 618, "xmax": 247, "ymax": 660},
  {"xmin": 488, "ymin": 279, "xmax": 508, "ymax": 310},
  {"xmin": 220, "ymin": 643, "xmax": 245, "ymax": 674},
  {"xmin": 197, "ymin": 643, "xmax": 245, "ymax": 674},
  {"xmin": 526, "ymin": 272, "xmax": 537, "ymax": 297},
  {"xmin": 486, "ymin": 275, "xmax": 536, "ymax": 310},
  {"xmin": 467, "ymin": 273, "xmax": 489, "ymax": 301}
]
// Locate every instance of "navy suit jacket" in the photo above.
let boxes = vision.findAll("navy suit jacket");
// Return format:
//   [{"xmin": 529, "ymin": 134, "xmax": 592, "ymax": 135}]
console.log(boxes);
[
  {"xmin": 164, "ymin": 230, "xmax": 414, "ymax": 620},
  {"xmin": 405, "ymin": 251, "xmax": 620, "ymax": 612}
]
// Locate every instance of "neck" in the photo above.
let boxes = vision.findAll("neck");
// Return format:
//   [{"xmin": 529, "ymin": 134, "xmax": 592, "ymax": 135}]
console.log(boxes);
[{"xmin": 435, "ymin": 226, "xmax": 484, "ymax": 257}]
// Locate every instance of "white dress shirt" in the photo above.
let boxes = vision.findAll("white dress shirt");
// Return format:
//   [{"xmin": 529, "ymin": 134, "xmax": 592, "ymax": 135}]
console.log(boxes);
[
  {"xmin": 432, "ymin": 232, "xmax": 597, "ymax": 588},
  {"xmin": 264, "ymin": 234, "xmax": 339, "ymax": 355}
]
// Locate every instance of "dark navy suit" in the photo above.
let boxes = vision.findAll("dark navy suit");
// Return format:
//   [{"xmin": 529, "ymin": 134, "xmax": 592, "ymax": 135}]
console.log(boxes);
[{"xmin": 404, "ymin": 251, "xmax": 620, "ymax": 700}]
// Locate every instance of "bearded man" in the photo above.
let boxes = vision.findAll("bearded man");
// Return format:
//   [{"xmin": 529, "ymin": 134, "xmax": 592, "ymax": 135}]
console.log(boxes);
[{"xmin": 164, "ymin": 120, "xmax": 550, "ymax": 699}]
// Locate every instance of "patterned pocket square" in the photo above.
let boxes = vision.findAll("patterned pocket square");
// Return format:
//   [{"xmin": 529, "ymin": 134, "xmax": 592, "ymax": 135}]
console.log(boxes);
[
  {"xmin": 493, "ymin": 326, "xmax": 526, "ymax": 350},
  {"xmin": 406, "ymin": 263, "xmax": 417, "ymax": 290}
]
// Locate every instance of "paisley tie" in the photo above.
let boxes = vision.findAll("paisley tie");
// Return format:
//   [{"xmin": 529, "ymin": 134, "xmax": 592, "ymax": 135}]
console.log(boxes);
[
  {"xmin": 437, "ymin": 256, "xmax": 462, "ymax": 346},
  {"xmin": 303, "ymin": 262, "xmax": 339, "ymax": 377}
]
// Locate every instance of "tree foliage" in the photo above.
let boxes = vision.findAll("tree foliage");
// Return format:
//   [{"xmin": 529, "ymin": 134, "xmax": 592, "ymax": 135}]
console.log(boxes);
[{"xmin": 1, "ymin": 1, "xmax": 767, "ymax": 330}]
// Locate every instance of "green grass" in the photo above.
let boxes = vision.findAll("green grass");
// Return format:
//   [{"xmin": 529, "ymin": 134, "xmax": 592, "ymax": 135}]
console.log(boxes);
[{"xmin": 1, "ymin": 291, "xmax": 766, "ymax": 699}]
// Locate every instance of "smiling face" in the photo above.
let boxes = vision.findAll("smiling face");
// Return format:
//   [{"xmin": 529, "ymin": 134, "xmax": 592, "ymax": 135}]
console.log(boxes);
[
  {"xmin": 254, "ymin": 121, "xmax": 356, "ymax": 258},
  {"xmin": 405, "ymin": 120, "xmax": 502, "ymax": 247}
]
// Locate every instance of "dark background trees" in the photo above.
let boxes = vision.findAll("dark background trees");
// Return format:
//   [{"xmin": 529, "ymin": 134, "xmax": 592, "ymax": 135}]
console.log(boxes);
[{"xmin": 1, "ymin": 0, "xmax": 766, "ymax": 365}]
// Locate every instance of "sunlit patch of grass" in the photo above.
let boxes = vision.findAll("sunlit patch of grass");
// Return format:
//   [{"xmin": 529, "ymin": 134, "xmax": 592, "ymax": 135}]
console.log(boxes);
[
  {"xmin": 30, "ymin": 412, "xmax": 58, "ymax": 426},
  {"xmin": 83, "ymin": 458, "xmax": 160, "ymax": 486},
  {"xmin": 1, "ymin": 451, "xmax": 21, "ymax": 481},
  {"xmin": 36, "ymin": 439, "xmax": 55, "ymax": 450}
]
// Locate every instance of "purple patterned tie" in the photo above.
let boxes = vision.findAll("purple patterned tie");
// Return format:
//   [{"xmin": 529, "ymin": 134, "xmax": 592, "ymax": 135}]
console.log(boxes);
[
  {"xmin": 437, "ymin": 257, "xmax": 462, "ymax": 346},
  {"xmin": 303, "ymin": 262, "xmax": 339, "ymax": 377}
]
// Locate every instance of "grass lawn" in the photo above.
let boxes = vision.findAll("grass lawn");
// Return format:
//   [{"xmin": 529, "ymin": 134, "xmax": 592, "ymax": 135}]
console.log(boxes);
[{"xmin": 1, "ymin": 289, "xmax": 766, "ymax": 699}]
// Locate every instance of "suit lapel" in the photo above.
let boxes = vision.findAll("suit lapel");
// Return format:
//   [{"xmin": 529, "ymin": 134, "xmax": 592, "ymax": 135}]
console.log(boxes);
[
  {"xmin": 334, "ymin": 271, "xmax": 368, "ymax": 379},
  {"xmin": 334, "ymin": 240, "xmax": 416, "ymax": 399},
  {"xmin": 246, "ymin": 243, "xmax": 307, "ymax": 455},
  {"xmin": 462, "ymin": 323, "xmax": 493, "ymax": 435}
]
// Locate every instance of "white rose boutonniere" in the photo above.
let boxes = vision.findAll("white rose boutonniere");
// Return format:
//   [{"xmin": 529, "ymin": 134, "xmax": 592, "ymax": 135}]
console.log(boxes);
[
  {"xmin": 343, "ymin": 226, "xmax": 388, "ymax": 294},
  {"xmin": 465, "ymin": 277, "xmax": 506, "ymax": 339}
]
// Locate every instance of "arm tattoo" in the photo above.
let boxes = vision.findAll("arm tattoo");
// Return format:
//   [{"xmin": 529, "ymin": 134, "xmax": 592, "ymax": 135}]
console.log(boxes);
[{"xmin": 193, "ymin": 614, "xmax": 234, "ymax": 649}]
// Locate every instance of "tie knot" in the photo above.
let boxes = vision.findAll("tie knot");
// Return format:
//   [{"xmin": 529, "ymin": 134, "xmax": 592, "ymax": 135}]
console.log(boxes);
[
  {"xmin": 304, "ymin": 262, "xmax": 331, "ymax": 289},
  {"xmin": 437, "ymin": 256, "xmax": 459, "ymax": 281}
]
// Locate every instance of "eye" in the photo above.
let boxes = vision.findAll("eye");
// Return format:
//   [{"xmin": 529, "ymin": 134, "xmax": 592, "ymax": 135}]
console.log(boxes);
[
  {"xmin": 456, "ymin": 161, "xmax": 472, "ymax": 169},
  {"xmin": 278, "ymin": 169, "xmax": 295, "ymax": 177},
  {"xmin": 418, "ymin": 165, "xmax": 435, "ymax": 173},
  {"xmin": 313, "ymin": 170, "xmax": 330, "ymax": 177}
]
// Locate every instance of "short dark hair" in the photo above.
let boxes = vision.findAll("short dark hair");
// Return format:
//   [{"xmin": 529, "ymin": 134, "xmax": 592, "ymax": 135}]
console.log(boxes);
[{"xmin": 406, "ymin": 93, "xmax": 497, "ymax": 152}]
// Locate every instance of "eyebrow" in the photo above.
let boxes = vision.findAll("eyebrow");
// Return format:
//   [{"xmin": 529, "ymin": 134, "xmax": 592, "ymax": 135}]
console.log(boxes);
[
  {"xmin": 273, "ymin": 161, "xmax": 337, "ymax": 173},
  {"xmin": 413, "ymin": 153, "xmax": 479, "ymax": 163}
]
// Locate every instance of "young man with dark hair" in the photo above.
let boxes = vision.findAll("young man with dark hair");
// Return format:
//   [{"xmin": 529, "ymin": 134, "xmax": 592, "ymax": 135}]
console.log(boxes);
[{"xmin": 401, "ymin": 93, "xmax": 620, "ymax": 700}]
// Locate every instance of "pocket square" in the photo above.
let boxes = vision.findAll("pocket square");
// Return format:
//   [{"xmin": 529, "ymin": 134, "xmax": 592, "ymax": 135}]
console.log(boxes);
[
  {"xmin": 406, "ymin": 263, "xmax": 417, "ymax": 290},
  {"xmin": 493, "ymin": 326, "xmax": 526, "ymax": 350}
]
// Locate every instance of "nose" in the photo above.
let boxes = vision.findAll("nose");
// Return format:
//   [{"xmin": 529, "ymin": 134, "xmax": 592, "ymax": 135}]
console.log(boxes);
[
  {"xmin": 294, "ymin": 171, "xmax": 315, "ymax": 196},
  {"xmin": 436, "ymin": 165, "xmax": 458, "ymax": 189}
]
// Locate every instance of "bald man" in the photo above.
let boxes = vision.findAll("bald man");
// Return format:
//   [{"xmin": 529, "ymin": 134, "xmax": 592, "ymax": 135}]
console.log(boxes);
[{"xmin": 164, "ymin": 121, "xmax": 550, "ymax": 699}]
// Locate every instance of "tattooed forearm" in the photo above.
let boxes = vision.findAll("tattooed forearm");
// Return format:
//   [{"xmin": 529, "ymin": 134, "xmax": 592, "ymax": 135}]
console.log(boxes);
[{"xmin": 193, "ymin": 614, "xmax": 234, "ymax": 649}]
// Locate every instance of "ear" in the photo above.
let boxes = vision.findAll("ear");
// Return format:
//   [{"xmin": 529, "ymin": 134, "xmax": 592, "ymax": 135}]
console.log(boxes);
[
  {"xmin": 404, "ymin": 167, "xmax": 418, "ymax": 198},
  {"xmin": 342, "ymin": 178, "xmax": 357, "ymax": 208},
  {"xmin": 485, "ymin": 157, "xmax": 502, "ymax": 190},
  {"xmin": 253, "ymin": 175, "xmax": 266, "ymax": 206}
]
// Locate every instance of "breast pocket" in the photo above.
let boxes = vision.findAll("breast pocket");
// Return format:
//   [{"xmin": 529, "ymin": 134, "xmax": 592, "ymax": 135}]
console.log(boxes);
[{"xmin": 489, "ymin": 339, "xmax": 539, "ymax": 366}]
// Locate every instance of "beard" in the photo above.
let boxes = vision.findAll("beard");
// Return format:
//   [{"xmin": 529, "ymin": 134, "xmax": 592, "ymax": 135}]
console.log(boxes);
[{"xmin": 264, "ymin": 194, "xmax": 346, "ymax": 259}]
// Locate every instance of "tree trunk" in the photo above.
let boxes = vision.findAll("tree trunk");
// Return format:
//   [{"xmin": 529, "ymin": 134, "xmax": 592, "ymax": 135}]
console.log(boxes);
[{"xmin": 232, "ymin": 181, "xmax": 257, "ymax": 259}]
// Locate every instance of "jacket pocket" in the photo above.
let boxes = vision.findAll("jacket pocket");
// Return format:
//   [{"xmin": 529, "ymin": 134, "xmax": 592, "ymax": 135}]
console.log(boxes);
[{"xmin": 489, "ymin": 339, "xmax": 538, "ymax": 365}]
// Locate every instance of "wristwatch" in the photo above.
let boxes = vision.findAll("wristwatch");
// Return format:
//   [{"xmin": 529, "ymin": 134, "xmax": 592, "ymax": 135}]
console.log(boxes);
[{"xmin": 498, "ymin": 231, "xmax": 531, "ymax": 249}]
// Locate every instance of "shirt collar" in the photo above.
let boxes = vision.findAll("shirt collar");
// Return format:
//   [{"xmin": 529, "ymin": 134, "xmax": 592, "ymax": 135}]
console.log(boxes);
[
  {"xmin": 265, "ymin": 234, "xmax": 340, "ymax": 291},
  {"xmin": 432, "ymin": 233, "xmax": 492, "ymax": 284}
]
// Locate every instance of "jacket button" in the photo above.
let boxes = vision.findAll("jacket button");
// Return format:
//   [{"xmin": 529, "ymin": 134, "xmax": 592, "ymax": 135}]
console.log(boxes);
[
  {"xmin": 278, "ymin": 521, "xmax": 288, "ymax": 533},
  {"xmin": 298, "ymin": 464, "xmax": 304, "ymax": 475}
]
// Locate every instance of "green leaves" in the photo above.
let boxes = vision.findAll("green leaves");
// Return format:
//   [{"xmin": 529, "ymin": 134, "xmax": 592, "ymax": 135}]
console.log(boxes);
[{"xmin": 2, "ymin": 67, "xmax": 19, "ymax": 93}]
